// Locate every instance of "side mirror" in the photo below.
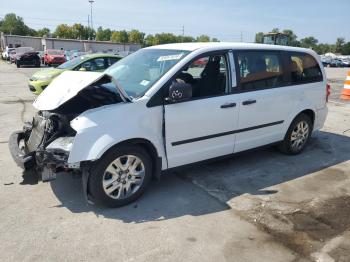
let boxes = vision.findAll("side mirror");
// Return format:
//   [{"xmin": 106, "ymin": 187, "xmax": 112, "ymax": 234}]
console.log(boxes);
[
  {"xmin": 79, "ymin": 67, "xmax": 87, "ymax": 71},
  {"xmin": 167, "ymin": 82, "xmax": 192, "ymax": 103}
]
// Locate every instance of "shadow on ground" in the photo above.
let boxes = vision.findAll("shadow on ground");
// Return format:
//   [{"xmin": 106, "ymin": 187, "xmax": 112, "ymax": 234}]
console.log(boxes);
[{"xmin": 28, "ymin": 130, "xmax": 350, "ymax": 223}]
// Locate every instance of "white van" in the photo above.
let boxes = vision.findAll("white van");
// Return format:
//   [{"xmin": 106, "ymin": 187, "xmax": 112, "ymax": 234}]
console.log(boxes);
[{"xmin": 9, "ymin": 43, "xmax": 328, "ymax": 207}]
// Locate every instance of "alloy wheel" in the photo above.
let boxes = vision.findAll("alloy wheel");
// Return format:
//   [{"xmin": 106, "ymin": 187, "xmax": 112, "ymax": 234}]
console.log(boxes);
[
  {"xmin": 290, "ymin": 120, "xmax": 309, "ymax": 151},
  {"xmin": 102, "ymin": 155, "xmax": 145, "ymax": 200}
]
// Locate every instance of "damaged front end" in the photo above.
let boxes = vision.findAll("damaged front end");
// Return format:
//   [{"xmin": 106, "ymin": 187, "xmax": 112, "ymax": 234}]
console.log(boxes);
[
  {"xmin": 9, "ymin": 71, "xmax": 126, "ymax": 182},
  {"xmin": 9, "ymin": 111, "xmax": 76, "ymax": 181}
]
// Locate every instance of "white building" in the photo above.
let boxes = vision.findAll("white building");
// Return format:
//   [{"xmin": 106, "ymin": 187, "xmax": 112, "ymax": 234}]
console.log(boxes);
[{"xmin": 0, "ymin": 33, "xmax": 141, "ymax": 54}]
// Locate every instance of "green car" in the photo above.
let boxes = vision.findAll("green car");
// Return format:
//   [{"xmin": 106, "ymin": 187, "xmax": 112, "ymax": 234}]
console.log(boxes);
[{"xmin": 28, "ymin": 54, "xmax": 122, "ymax": 95}]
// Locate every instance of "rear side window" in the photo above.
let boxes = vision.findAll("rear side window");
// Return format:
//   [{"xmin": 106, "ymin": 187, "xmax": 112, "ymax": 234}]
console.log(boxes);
[
  {"xmin": 236, "ymin": 51, "xmax": 284, "ymax": 90},
  {"xmin": 287, "ymin": 52, "xmax": 323, "ymax": 84}
]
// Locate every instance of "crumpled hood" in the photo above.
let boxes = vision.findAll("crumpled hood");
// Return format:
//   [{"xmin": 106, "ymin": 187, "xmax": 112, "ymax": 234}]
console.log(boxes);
[
  {"xmin": 32, "ymin": 68, "xmax": 64, "ymax": 79},
  {"xmin": 33, "ymin": 71, "xmax": 106, "ymax": 111}
]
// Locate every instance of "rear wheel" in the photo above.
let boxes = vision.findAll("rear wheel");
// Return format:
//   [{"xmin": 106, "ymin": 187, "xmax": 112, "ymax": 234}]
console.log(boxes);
[
  {"xmin": 279, "ymin": 113, "xmax": 312, "ymax": 155},
  {"xmin": 88, "ymin": 145, "xmax": 152, "ymax": 207},
  {"xmin": 16, "ymin": 61, "xmax": 21, "ymax": 68}
]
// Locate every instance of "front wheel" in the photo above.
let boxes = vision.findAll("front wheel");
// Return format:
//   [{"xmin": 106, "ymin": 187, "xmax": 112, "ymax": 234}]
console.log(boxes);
[
  {"xmin": 279, "ymin": 113, "xmax": 312, "ymax": 155},
  {"xmin": 16, "ymin": 61, "xmax": 20, "ymax": 68},
  {"xmin": 88, "ymin": 145, "xmax": 152, "ymax": 207}
]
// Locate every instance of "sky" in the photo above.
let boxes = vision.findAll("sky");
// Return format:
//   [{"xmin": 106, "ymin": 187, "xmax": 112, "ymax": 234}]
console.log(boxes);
[{"xmin": 0, "ymin": 0, "xmax": 349, "ymax": 43}]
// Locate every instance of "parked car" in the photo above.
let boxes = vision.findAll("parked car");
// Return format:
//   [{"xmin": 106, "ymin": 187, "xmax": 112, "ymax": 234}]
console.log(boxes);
[
  {"xmin": 15, "ymin": 51, "xmax": 41, "ymax": 68},
  {"xmin": 43, "ymin": 49, "xmax": 66, "ymax": 66},
  {"xmin": 8, "ymin": 50, "xmax": 17, "ymax": 63},
  {"xmin": 340, "ymin": 58, "xmax": 350, "ymax": 67},
  {"xmin": 10, "ymin": 47, "xmax": 34, "ymax": 63},
  {"xmin": 9, "ymin": 43, "xmax": 328, "ymax": 207},
  {"xmin": 28, "ymin": 54, "xmax": 122, "ymax": 94},
  {"xmin": 329, "ymin": 59, "xmax": 343, "ymax": 67},
  {"xmin": 2, "ymin": 46, "xmax": 15, "ymax": 60}
]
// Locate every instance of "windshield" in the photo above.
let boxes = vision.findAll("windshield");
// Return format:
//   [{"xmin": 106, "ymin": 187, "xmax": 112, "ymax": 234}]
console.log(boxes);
[
  {"xmin": 47, "ymin": 50, "xmax": 64, "ymax": 55},
  {"xmin": 105, "ymin": 48, "xmax": 190, "ymax": 98},
  {"xmin": 57, "ymin": 56, "xmax": 84, "ymax": 69},
  {"xmin": 15, "ymin": 47, "xmax": 33, "ymax": 55}
]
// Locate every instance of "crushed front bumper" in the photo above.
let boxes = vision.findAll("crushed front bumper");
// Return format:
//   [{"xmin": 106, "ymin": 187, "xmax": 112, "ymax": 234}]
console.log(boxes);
[{"xmin": 8, "ymin": 131, "xmax": 35, "ymax": 170}]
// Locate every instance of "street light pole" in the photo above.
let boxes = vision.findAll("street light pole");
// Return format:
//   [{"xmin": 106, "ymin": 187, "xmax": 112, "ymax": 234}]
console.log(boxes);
[{"xmin": 88, "ymin": 0, "xmax": 94, "ymax": 40}]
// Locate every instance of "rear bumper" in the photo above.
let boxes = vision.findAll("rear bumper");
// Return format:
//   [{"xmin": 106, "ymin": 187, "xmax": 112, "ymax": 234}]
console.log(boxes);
[
  {"xmin": 314, "ymin": 106, "xmax": 328, "ymax": 130},
  {"xmin": 8, "ymin": 131, "xmax": 35, "ymax": 169}
]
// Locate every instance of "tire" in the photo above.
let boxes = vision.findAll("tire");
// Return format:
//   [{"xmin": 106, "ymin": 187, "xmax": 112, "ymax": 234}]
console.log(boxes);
[
  {"xmin": 35, "ymin": 60, "xmax": 40, "ymax": 67},
  {"xmin": 88, "ymin": 145, "xmax": 153, "ymax": 207},
  {"xmin": 279, "ymin": 113, "xmax": 312, "ymax": 155},
  {"xmin": 16, "ymin": 61, "xmax": 20, "ymax": 68}
]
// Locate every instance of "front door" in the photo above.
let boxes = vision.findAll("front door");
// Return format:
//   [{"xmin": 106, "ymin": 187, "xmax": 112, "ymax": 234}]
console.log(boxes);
[{"xmin": 165, "ymin": 52, "xmax": 239, "ymax": 168}]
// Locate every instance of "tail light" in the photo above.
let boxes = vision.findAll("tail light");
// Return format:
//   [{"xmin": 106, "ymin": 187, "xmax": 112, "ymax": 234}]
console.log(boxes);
[{"xmin": 326, "ymin": 83, "xmax": 331, "ymax": 102}]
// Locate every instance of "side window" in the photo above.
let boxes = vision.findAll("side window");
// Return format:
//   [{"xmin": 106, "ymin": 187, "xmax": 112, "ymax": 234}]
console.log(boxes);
[
  {"xmin": 175, "ymin": 54, "xmax": 229, "ymax": 98},
  {"xmin": 107, "ymin": 57, "xmax": 120, "ymax": 67},
  {"xmin": 287, "ymin": 52, "xmax": 323, "ymax": 84},
  {"xmin": 94, "ymin": 58, "xmax": 106, "ymax": 70},
  {"xmin": 237, "ymin": 51, "xmax": 283, "ymax": 90},
  {"xmin": 77, "ymin": 58, "xmax": 105, "ymax": 71}
]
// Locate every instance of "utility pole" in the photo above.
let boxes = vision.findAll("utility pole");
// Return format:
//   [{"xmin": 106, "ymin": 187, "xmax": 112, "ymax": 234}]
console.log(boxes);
[
  {"xmin": 88, "ymin": 15, "xmax": 90, "ymax": 40},
  {"xmin": 240, "ymin": 31, "xmax": 243, "ymax": 42},
  {"xmin": 181, "ymin": 25, "xmax": 185, "ymax": 42},
  {"xmin": 89, "ymin": 0, "xmax": 94, "ymax": 40}
]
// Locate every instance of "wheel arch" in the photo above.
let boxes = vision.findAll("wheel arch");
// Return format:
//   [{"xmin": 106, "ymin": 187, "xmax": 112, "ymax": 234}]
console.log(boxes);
[
  {"xmin": 295, "ymin": 109, "xmax": 315, "ymax": 129},
  {"xmin": 100, "ymin": 138, "xmax": 162, "ymax": 179}
]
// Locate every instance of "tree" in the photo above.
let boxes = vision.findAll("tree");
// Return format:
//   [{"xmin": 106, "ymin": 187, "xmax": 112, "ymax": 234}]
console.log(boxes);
[
  {"xmin": 36, "ymin": 27, "xmax": 50, "ymax": 37},
  {"xmin": 111, "ymin": 30, "xmax": 129, "ymax": 43},
  {"xmin": 335, "ymin": 37, "xmax": 345, "ymax": 53},
  {"xmin": 128, "ymin": 29, "xmax": 145, "ymax": 44},
  {"xmin": 341, "ymin": 42, "xmax": 350, "ymax": 55},
  {"xmin": 0, "ymin": 13, "xmax": 36, "ymax": 36},
  {"xmin": 314, "ymin": 43, "xmax": 332, "ymax": 55},
  {"xmin": 53, "ymin": 24, "xmax": 74, "ymax": 39},
  {"xmin": 300, "ymin": 36, "xmax": 319, "ymax": 49},
  {"xmin": 255, "ymin": 32, "xmax": 264, "ymax": 43},
  {"xmin": 157, "ymin": 33, "xmax": 178, "ymax": 44},
  {"xmin": 211, "ymin": 37, "xmax": 220, "ymax": 42},
  {"xmin": 180, "ymin": 35, "xmax": 195, "ymax": 43},
  {"xmin": 282, "ymin": 29, "xmax": 299, "ymax": 46},
  {"xmin": 271, "ymin": 28, "xmax": 280, "ymax": 33},
  {"xmin": 196, "ymin": 35, "xmax": 210, "ymax": 42},
  {"xmin": 96, "ymin": 26, "xmax": 112, "ymax": 41},
  {"xmin": 71, "ymin": 23, "xmax": 87, "ymax": 39},
  {"xmin": 144, "ymin": 34, "xmax": 157, "ymax": 46}
]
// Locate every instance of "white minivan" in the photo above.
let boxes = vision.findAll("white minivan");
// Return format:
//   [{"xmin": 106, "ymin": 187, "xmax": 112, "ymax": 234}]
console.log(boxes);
[{"xmin": 9, "ymin": 43, "xmax": 328, "ymax": 207}]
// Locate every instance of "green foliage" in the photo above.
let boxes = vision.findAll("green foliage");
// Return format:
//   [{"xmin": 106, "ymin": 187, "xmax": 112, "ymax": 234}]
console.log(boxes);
[
  {"xmin": 335, "ymin": 37, "xmax": 345, "ymax": 53},
  {"xmin": 255, "ymin": 32, "xmax": 264, "ymax": 43},
  {"xmin": 52, "ymin": 23, "xmax": 94, "ymax": 40},
  {"xmin": 282, "ymin": 29, "xmax": 299, "ymax": 46},
  {"xmin": 111, "ymin": 30, "xmax": 129, "ymax": 43},
  {"xmin": 0, "ymin": 13, "xmax": 36, "ymax": 36},
  {"xmin": 128, "ymin": 29, "xmax": 145, "ymax": 44},
  {"xmin": 254, "ymin": 28, "xmax": 350, "ymax": 55},
  {"xmin": 196, "ymin": 35, "xmax": 210, "ymax": 42},
  {"xmin": 96, "ymin": 26, "xmax": 112, "ymax": 41},
  {"xmin": 36, "ymin": 27, "xmax": 50, "ymax": 37},
  {"xmin": 300, "ymin": 36, "xmax": 318, "ymax": 48}
]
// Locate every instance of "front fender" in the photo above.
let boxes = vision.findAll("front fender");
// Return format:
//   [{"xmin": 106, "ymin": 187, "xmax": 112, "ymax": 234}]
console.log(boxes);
[{"xmin": 67, "ymin": 100, "xmax": 166, "ymax": 169}]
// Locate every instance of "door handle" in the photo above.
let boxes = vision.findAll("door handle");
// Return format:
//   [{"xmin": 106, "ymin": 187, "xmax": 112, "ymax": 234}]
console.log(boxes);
[
  {"xmin": 220, "ymin": 102, "xmax": 236, "ymax": 108},
  {"xmin": 242, "ymin": 99, "xmax": 256, "ymax": 105}
]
